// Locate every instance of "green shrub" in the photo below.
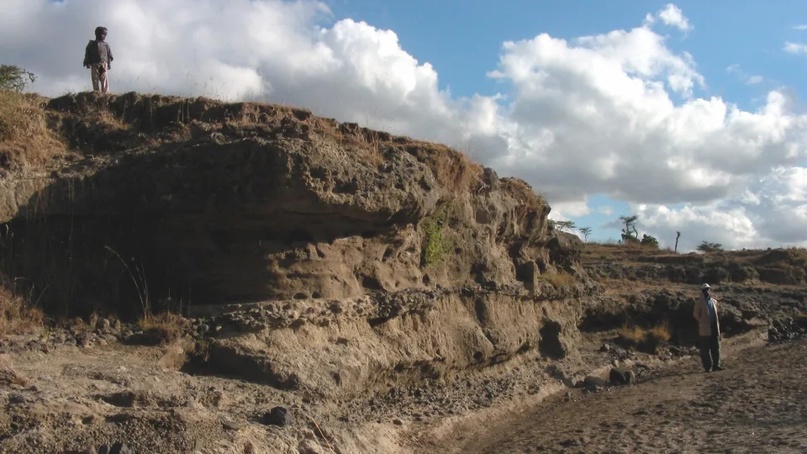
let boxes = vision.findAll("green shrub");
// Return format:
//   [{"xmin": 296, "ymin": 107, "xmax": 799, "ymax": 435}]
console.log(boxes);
[{"xmin": 421, "ymin": 206, "xmax": 451, "ymax": 266}]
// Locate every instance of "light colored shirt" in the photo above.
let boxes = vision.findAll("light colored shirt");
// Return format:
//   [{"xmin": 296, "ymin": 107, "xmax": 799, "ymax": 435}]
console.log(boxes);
[{"xmin": 705, "ymin": 297, "xmax": 716, "ymax": 322}]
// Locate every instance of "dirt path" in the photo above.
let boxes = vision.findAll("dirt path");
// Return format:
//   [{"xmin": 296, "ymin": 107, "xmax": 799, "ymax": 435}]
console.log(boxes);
[{"xmin": 438, "ymin": 338, "xmax": 807, "ymax": 454}]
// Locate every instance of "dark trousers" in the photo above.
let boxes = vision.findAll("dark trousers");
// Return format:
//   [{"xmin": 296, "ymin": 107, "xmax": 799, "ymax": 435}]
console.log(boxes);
[{"xmin": 699, "ymin": 331, "xmax": 721, "ymax": 372}]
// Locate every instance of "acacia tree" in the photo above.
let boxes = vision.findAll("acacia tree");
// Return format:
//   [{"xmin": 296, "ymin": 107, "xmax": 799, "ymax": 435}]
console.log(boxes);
[
  {"xmin": 553, "ymin": 220, "xmax": 576, "ymax": 232},
  {"xmin": 578, "ymin": 226, "xmax": 592, "ymax": 242},
  {"xmin": 0, "ymin": 65, "xmax": 36, "ymax": 92},
  {"xmin": 697, "ymin": 241, "xmax": 723, "ymax": 253},
  {"xmin": 619, "ymin": 215, "xmax": 639, "ymax": 243}
]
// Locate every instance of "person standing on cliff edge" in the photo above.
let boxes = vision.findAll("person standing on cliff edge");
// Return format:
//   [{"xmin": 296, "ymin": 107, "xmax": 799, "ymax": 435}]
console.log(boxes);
[
  {"xmin": 83, "ymin": 26, "xmax": 113, "ymax": 93},
  {"xmin": 693, "ymin": 283, "xmax": 723, "ymax": 372}
]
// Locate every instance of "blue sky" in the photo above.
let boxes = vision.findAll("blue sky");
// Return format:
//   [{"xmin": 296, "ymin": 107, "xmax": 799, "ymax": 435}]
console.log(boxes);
[
  {"xmin": 3, "ymin": 0, "xmax": 807, "ymax": 250},
  {"xmin": 328, "ymin": 1, "xmax": 807, "ymax": 106}
]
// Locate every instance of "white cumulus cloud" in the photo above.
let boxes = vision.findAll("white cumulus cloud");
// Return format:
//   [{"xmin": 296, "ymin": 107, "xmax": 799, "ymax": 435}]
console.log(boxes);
[
  {"xmin": 656, "ymin": 4, "xmax": 693, "ymax": 32},
  {"xmin": 784, "ymin": 42, "xmax": 807, "ymax": 54}
]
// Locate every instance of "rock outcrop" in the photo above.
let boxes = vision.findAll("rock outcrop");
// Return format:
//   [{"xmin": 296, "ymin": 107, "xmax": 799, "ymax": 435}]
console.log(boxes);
[
  {"xmin": 1, "ymin": 93, "xmax": 567, "ymax": 309},
  {"xmin": 1, "ymin": 92, "xmax": 583, "ymax": 397}
]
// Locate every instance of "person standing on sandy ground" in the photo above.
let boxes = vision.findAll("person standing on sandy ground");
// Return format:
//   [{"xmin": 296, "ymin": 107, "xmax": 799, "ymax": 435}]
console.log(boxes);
[
  {"xmin": 693, "ymin": 283, "xmax": 723, "ymax": 372},
  {"xmin": 83, "ymin": 26, "xmax": 113, "ymax": 93}
]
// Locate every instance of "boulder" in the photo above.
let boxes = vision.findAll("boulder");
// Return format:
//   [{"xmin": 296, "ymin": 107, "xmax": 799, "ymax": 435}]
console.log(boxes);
[
  {"xmin": 263, "ymin": 406, "xmax": 293, "ymax": 427},
  {"xmin": 609, "ymin": 367, "xmax": 635, "ymax": 386}
]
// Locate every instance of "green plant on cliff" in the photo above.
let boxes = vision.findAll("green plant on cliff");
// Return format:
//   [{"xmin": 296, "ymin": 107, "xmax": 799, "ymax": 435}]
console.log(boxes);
[{"xmin": 421, "ymin": 205, "xmax": 452, "ymax": 267}]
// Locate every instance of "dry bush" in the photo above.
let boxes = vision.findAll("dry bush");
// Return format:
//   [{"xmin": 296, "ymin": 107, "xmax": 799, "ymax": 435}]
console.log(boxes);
[
  {"xmin": 0, "ymin": 90, "xmax": 64, "ymax": 169},
  {"xmin": 618, "ymin": 321, "xmax": 671, "ymax": 353},
  {"xmin": 0, "ymin": 285, "xmax": 43, "ymax": 337}
]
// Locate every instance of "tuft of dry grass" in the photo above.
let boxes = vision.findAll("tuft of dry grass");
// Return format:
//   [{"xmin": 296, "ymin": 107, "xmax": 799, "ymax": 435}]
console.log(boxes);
[
  {"xmin": 0, "ymin": 353, "xmax": 29, "ymax": 387},
  {"xmin": 618, "ymin": 321, "xmax": 671, "ymax": 352},
  {"xmin": 0, "ymin": 90, "xmax": 64, "ymax": 170},
  {"xmin": 648, "ymin": 322, "xmax": 672, "ymax": 342},
  {"xmin": 138, "ymin": 311, "xmax": 190, "ymax": 345},
  {"xmin": 0, "ymin": 285, "xmax": 43, "ymax": 337},
  {"xmin": 429, "ymin": 146, "xmax": 483, "ymax": 193},
  {"xmin": 617, "ymin": 324, "xmax": 646, "ymax": 344}
]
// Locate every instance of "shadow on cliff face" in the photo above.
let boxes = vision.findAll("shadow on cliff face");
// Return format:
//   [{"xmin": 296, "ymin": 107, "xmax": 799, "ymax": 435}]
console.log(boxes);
[
  {"xmin": 0, "ymin": 107, "xmax": 408, "ymax": 316},
  {"xmin": 0, "ymin": 92, "xmax": 556, "ymax": 319}
]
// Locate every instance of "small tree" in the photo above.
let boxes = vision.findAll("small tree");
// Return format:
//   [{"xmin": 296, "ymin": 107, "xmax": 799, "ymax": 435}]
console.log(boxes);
[
  {"xmin": 697, "ymin": 241, "xmax": 723, "ymax": 253},
  {"xmin": 619, "ymin": 215, "xmax": 639, "ymax": 243},
  {"xmin": 0, "ymin": 65, "xmax": 36, "ymax": 92},
  {"xmin": 578, "ymin": 226, "xmax": 592, "ymax": 242}
]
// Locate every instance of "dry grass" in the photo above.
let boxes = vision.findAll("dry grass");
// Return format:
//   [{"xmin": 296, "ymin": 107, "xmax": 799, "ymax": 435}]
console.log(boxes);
[
  {"xmin": 0, "ymin": 90, "xmax": 64, "ymax": 170},
  {"xmin": 0, "ymin": 285, "xmax": 43, "ymax": 337},
  {"xmin": 618, "ymin": 321, "xmax": 671, "ymax": 346},
  {"xmin": 582, "ymin": 242, "xmax": 675, "ymax": 264},
  {"xmin": 537, "ymin": 272, "xmax": 577, "ymax": 291},
  {"xmin": 138, "ymin": 311, "xmax": 189, "ymax": 345},
  {"xmin": 307, "ymin": 114, "xmax": 483, "ymax": 190},
  {"xmin": 427, "ymin": 145, "xmax": 483, "ymax": 193},
  {"xmin": 617, "ymin": 325, "xmax": 646, "ymax": 344},
  {"xmin": 358, "ymin": 129, "xmax": 387, "ymax": 168},
  {"xmin": 648, "ymin": 323, "xmax": 672, "ymax": 342},
  {"xmin": 0, "ymin": 353, "xmax": 28, "ymax": 387}
]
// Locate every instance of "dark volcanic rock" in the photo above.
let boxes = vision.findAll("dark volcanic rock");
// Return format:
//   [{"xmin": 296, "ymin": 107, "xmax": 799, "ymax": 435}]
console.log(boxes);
[
  {"xmin": 263, "ymin": 406, "xmax": 293, "ymax": 427},
  {"xmin": 609, "ymin": 367, "xmax": 635, "ymax": 386}
]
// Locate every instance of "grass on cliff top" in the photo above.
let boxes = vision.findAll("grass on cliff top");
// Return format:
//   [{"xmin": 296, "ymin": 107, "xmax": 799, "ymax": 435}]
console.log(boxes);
[
  {"xmin": 303, "ymin": 113, "xmax": 485, "ymax": 193},
  {"xmin": 0, "ymin": 90, "xmax": 64, "ymax": 170}
]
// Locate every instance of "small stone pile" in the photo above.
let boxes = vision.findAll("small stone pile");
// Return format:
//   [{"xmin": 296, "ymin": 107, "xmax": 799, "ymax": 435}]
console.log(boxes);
[{"xmin": 768, "ymin": 316, "xmax": 807, "ymax": 342}]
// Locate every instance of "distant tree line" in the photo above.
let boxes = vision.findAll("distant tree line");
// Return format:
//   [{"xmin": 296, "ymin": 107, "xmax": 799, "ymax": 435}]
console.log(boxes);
[{"xmin": 550, "ymin": 213, "xmax": 725, "ymax": 253}]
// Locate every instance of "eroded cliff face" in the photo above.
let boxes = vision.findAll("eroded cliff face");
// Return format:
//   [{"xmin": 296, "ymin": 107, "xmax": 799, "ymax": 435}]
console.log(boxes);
[
  {"xmin": 1, "ymin": 93, "xmax": 569, "ymax": 308},
  {"xmin": 1, "ymin": 92, "xmax": 584, "ymax": 398}
]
